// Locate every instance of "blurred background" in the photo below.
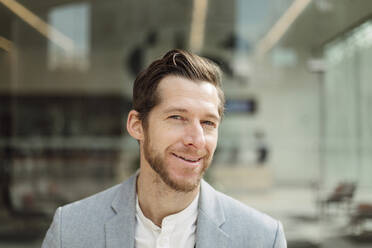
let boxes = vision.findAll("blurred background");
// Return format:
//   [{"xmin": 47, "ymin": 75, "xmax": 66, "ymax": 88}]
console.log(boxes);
[{"xmin": 1, "ymin": 0, "xmax": 372, "ymax": 247}]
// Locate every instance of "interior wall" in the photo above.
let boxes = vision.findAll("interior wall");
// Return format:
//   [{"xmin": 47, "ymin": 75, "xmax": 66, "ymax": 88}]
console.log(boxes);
[
  {"xmin": 252, "ymin": 48, "xmax": 319, "ymax": 185},
  {"xmin": 216, "ymin": 47, "xmax": 320, "ymax": 186}
]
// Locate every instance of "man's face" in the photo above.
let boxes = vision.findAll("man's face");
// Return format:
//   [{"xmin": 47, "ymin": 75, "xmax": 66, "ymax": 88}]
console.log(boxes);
[{"xmin": 142, "ymin": 75, "xmax": 220, "ymax": 192}]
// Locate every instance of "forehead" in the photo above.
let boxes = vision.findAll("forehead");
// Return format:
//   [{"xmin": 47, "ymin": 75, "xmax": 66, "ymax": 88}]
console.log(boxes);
[{"xmin": 155, "ymin": 75, "xmax": 220, "ymax": 117}]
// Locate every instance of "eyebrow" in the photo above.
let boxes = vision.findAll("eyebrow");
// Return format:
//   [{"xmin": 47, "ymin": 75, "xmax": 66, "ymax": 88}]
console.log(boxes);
[{"xmin": 163, "ymin": 107, "xmax": 220, "ymax": 122}]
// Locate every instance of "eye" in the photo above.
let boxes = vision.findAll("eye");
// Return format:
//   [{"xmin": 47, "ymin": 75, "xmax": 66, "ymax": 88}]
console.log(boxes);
[
  {"xmin": 169, "ymin": 115, "xmax": 183, "ymax": 120},
  {"xmin": 202, "ymin": 120, "xmax": 216, "ymax": 128}
]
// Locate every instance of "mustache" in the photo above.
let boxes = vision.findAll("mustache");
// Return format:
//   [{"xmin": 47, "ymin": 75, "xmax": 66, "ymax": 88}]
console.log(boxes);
[{"xmin": 172, "ymin": 147, "xmax": 208, "ymax": 157}]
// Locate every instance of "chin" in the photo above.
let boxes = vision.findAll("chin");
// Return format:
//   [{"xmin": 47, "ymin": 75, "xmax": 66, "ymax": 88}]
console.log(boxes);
[{"xmin": 164, "ymin": 171, "xmax": 203, "ymax": 193}]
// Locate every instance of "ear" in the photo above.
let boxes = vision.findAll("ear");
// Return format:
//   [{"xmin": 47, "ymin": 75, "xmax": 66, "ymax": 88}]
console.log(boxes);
[{"xmin": 126, "ymin": 110, "xmax": 144, "ymax": 141}]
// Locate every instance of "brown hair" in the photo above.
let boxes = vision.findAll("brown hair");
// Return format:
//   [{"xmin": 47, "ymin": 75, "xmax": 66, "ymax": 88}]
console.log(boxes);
[{"xmin": 132, "ymin": 49, "xmax": 225, "ymax": 126}]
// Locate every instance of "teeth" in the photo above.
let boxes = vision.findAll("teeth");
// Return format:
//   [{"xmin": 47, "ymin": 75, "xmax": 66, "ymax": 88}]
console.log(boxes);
[
  {"xmin": 174, "ymin": 154, "xmax": 199, "ymax": 162},
  {"xmin": 184, "ymin": 157, "xmax": 197, "ymax": 162}
]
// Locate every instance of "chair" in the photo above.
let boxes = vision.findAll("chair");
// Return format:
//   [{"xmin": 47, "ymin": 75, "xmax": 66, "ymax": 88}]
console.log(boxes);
[
  {"xmin": 320, "ymin": 182, "xmax": 356, "ymax": 216},
  {"xmin": 349, "ymin": 203, "xmax": 372, "ymax": 235}
]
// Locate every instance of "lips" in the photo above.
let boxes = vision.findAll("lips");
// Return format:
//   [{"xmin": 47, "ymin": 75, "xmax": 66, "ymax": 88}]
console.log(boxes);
[{"xmin": 172, "ymin": 153, "xmax": 202, "ymax": 163}]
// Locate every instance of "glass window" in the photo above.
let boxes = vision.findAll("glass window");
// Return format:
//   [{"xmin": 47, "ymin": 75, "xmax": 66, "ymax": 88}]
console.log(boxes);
[{"xmin": 47, "ymin": 2, "xmax": 90, "ymax": 71}]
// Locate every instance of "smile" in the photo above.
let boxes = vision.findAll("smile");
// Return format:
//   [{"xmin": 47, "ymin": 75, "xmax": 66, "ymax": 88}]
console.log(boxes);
[{"xmin": 172, "ymin": 153, "xmax": 202, "ymax": 163}]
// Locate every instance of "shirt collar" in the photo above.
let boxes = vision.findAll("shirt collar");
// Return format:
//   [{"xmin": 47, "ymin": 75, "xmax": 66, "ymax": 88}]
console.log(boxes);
[{"xmin": 136, "ymin": 192, "xmax": 200, "ymax": 231}]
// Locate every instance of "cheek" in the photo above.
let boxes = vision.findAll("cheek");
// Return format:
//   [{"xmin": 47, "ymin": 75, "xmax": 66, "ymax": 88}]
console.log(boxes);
[
  {"xmin": 154, "ymin": 127, "xmax": 182, "ymax": 149},
  {"xmin": 206, "ymin": 134, "xmax": 218, "ymax": 152},
  {"xmin": 163, "ymin": 124, "xmax": 187, "ymax": 139}
]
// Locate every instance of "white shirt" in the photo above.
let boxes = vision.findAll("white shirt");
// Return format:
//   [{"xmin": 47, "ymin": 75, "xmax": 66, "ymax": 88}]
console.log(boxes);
[{"xmin": 135, "ymin": 193, "xmax": 199, "ymax": 248}]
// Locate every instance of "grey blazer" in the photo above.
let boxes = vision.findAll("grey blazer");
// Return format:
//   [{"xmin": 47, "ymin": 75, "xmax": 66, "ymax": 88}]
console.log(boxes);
[{"xmin": 42, "ymin": 174, "xmax": 286, "ymax": 247}]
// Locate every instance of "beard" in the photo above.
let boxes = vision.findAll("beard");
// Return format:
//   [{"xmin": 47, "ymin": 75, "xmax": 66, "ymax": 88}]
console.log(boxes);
[{"xmin": 143, "ymin": 134, "xmax": 212, "ymax": 193}]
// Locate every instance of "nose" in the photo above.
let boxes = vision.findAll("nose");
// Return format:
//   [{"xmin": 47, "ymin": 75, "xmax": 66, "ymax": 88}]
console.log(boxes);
[{"xmin": 183, "ymin": 120, "xmax": 206, "ymax": 149}]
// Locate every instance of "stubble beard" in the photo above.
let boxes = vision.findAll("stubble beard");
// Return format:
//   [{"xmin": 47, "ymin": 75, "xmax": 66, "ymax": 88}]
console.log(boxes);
[{"xmin": 143, "ymin": 135, "xmax": 211, "ymax": 193}]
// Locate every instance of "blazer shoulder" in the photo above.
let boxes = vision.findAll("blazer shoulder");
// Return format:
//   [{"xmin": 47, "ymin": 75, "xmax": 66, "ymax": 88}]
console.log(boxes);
[
  {"xmin": 42, "ymin": 174, "xmax": 138, "ymax": 248},
  {"xmin": 200, "ymin": 181, "xmax": 278, "ymax": 230},
  {"xmin": 63, "ymin": 183, "xmax": 121, "ymax": 214},
  {"xmin": 220, "ymin": 191, "xmax": 276, "ymax": 223},
  {"xmin": 62, "ymin": 172, "xmax": 137, "ymax": 217},
  {"xmin": 58, "ymin": 182, "xmax": 123, "ymax": 236},
  {"xmin": 215, "ymin": 190, "xmax": 286, "ymax": 247}
]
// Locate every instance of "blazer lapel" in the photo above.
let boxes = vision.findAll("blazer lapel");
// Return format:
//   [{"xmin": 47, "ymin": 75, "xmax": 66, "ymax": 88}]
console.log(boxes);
[
  {"xmin": 105, "ymin": 174, "xmax": 137, "ymax": 248},
  {"xmin": 196, "ymin": 180, "xmax": 231, "ymax": 248},
  {"xmin": 103, "ymin": 175, "xmax": 231, "ymax": 248}
]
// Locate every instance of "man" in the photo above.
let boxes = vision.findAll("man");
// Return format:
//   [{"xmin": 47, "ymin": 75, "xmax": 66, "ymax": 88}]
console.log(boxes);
[{"xmin": 42, "ymin": 49, "xmax": 286, "ymax": 248}]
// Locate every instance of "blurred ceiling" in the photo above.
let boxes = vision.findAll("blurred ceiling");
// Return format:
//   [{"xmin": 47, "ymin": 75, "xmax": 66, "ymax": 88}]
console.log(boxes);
[
  {"xmin": 1, "ymin": 0, "xmax": 372, "ymax": 55},
  {"xmin": 279, "ymin": 0, "xmax": 372, "ymax": 52}
]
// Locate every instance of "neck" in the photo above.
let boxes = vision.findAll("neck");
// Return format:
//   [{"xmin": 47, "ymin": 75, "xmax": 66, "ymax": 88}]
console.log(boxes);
[{"xmin": 136, "ymin": 168, "xmax": 199, "ymax": 227}]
